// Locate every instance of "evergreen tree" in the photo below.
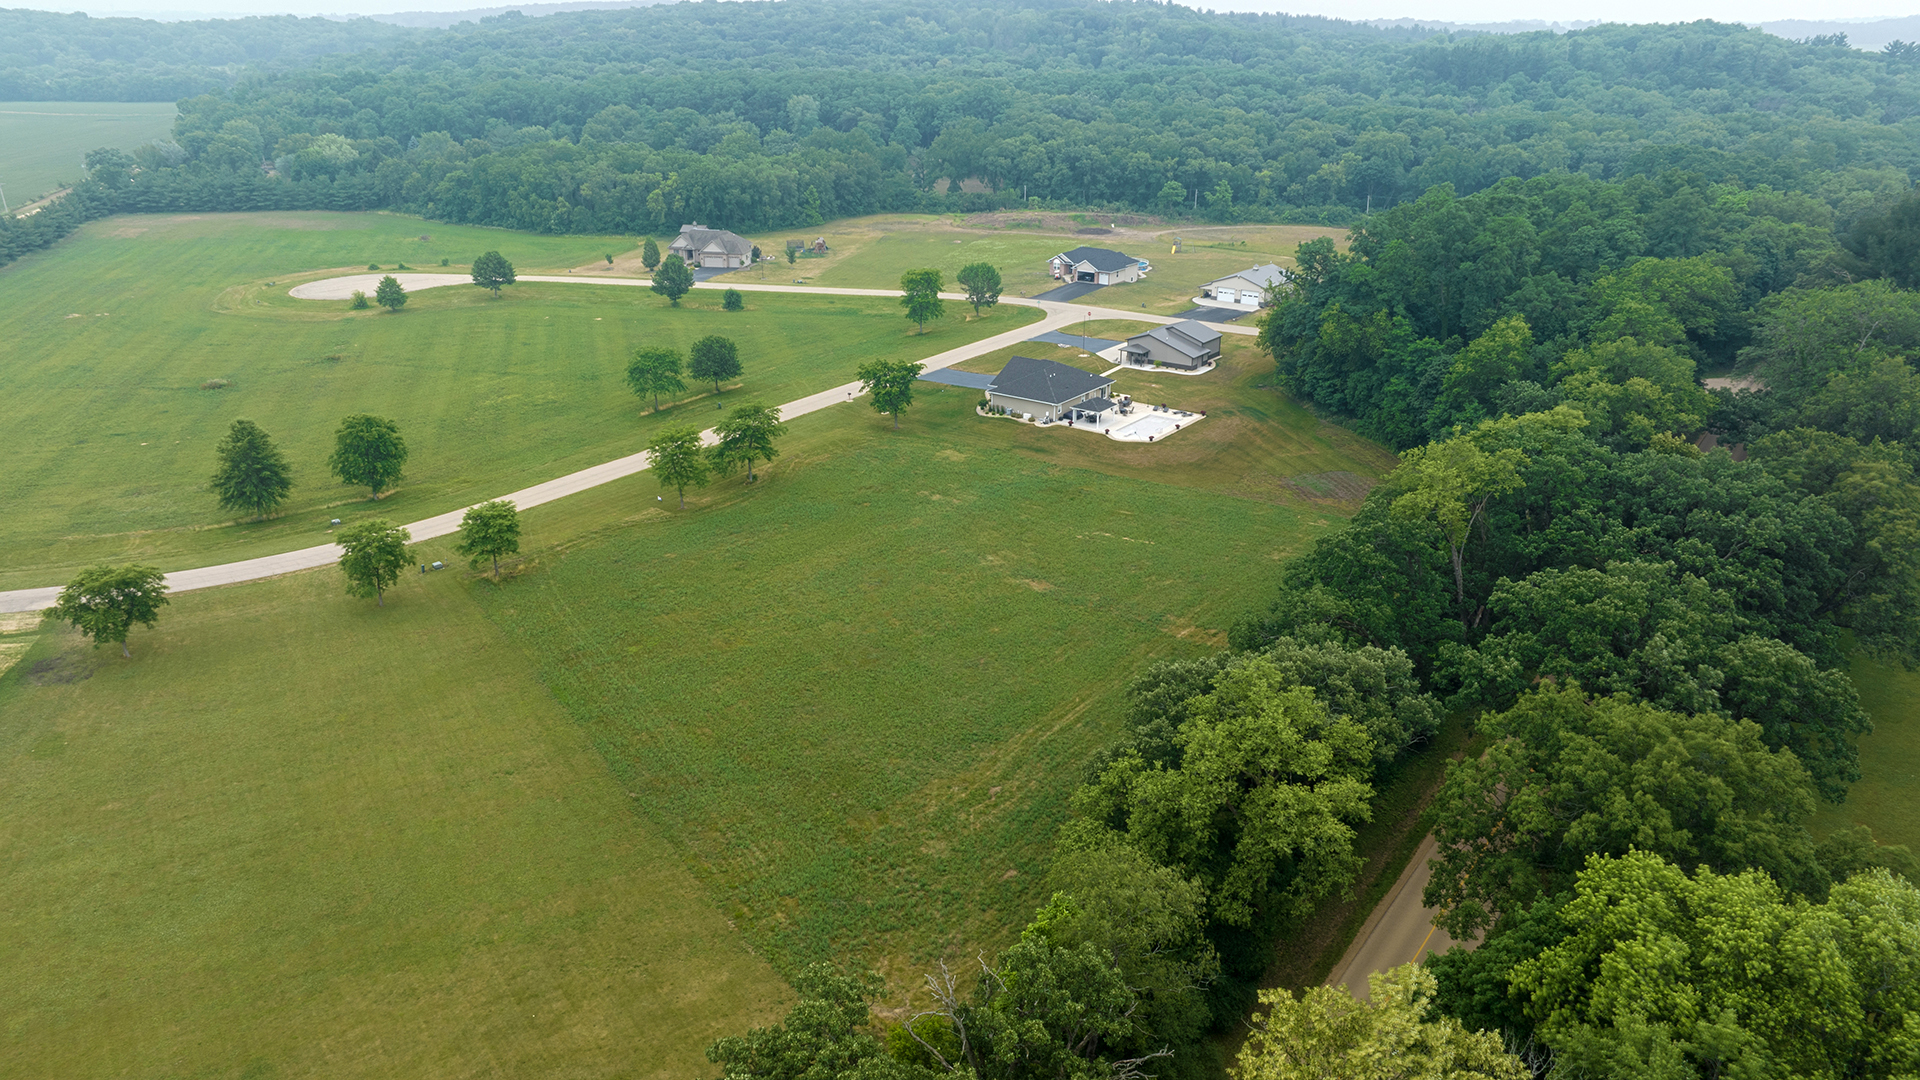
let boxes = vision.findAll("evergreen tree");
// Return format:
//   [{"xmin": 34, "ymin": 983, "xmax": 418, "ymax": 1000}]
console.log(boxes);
[{"xmin": 209, "ymin": 418, "xmax": 293, "ymax": 520}]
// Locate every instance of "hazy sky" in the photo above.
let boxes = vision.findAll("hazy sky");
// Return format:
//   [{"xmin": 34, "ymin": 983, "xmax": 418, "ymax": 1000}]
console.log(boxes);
[{"xmin": 63, "ymin": 0, "xmax": 1920, "ymax": 27}]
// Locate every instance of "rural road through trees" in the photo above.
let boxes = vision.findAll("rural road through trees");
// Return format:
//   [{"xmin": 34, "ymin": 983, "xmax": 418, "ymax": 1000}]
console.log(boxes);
[
  {"xmin": 0, "ymin": 275, "xmax": 1254, "ymax": 613},
  {"xmin": 1323, "ymin": 833, "xmax": 1476, "ymax": 999}
]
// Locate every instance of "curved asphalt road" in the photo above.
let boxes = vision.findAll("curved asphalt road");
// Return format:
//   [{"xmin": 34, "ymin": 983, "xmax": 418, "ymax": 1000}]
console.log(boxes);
[{"xmin": 0, "ymin": 275, "xmax": 1254, "ymax": 613}]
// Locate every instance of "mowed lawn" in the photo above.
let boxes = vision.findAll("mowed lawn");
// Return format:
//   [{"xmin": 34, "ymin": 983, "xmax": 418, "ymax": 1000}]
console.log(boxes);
[
  {"xmin": 0, "ymin": 102, "xmax": 179, "ymax": 201},
  {"xmin": 475, "ymin": 371, "xmax": 1391, "ymax": 976},
  {"xmin": 0, "ymin": 211, "xmax": 1039, "ymax": 587},
  {"xmin": 0, "ymin": 568, "xmax": 787, "ymax": 1079}
]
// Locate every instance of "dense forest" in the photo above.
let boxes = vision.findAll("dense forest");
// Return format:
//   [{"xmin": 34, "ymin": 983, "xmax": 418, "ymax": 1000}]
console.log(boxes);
[{"xmin": 5, "ymin": 0, "xmax": 1920, "ymax": 265}]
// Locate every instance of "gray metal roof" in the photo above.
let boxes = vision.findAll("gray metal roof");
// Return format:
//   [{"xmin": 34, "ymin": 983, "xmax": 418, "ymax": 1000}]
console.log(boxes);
[
  {"xmin": 1055, "ymin": 246, "xmax": 1140, "ymax": 273},
  {"xmin": 1128, "ymin": 320, "xmax": 1221, "ymax": 360},
  {"xmin": 990, "ymin": 355, "xmax": 1115, "ymax": 405}
]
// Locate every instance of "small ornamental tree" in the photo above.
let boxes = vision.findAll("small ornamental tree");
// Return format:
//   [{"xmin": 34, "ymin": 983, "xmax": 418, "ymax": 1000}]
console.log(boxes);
[
  {"xmin": 210, "ymin": 418, "xmax": 293, "ymax": 520},
  {"xmin": 641, "ymin": 238, "xmax": 661, "ymax": 270},
  {"xmin": 855, "ymin": 359, "xmax": 925, "ymax": 429},
  {"xmin": 328, "ymin": 414, "xmax": 408, "ymax": 498},
  {"xmin": 689, "ymin": 335, "xmax": 743, "ymax": 394},
  {"xmin": 786, "ymin": 246, "xmax": 797, "ymax": 266},
  {"xmin": 647, "ymin": 427, "xmax": 710, "ymax": 507},
  {"xmin": 470, "ymin": 250, "xmax": 516, "ymax": 296},
  {"xmin": 710, "ymin": 402, "xmax": 787, "ymax": 482},
  {"xmin": 651, "ymin": 254, "xmax": 694, "ymax": 305},
  {"xmin": 336, "ymin": 519, "xmax": 411, "ymax": 606},
  {"xmin": 900, "ymin": 268, "xmax": 945, "ymax": 332},
  {"xmin": 374, "ymin": 274, "xmax": 407, "ymax": 311},
  {"xmin": 956, "ymin": 261, "xmax": 1002, "ymax": 315},
  {"xmin": 48, "ymin": 564, "xmax": 169, "ymax": 659},
  {"xmin": 723, "ymin": 288, "xmax": 744, "ymax": 311},
  {"xmin": 454, "ymin": 499, "xmax": 520, "ymax": 578},
  {"xmin": 349, "ymin": 289, "xmax": 369, "ymax": 310},
  {"xmin": 626, "ymin": 346, "xmax": 686, "ymax": 412}
]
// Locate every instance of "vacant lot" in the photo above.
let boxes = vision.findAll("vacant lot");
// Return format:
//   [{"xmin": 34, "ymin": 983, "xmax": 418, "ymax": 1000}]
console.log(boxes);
[
  {"xmin": 0, "ymin": 563, "xmax": 786, "ymax": 1080},
  {"xmin": 0, "ymin": 212, "xmax": 1037, "ymax": 586},
  {"xmin": 0, "ymin": 102, "xmax": 178, "ymax": 203}
]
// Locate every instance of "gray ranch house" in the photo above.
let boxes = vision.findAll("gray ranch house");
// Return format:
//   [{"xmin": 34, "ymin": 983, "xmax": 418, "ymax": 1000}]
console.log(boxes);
[
  {"xmin": 1121, "ymin": 320, "xmax": 1222, "ymax": 370},
  {"xmin": 669, "ymin": 223, "xmax": 754, "ymax": 268},
  {"xmin": 1048, "ymin": 246, "xmax": 1149, "ymax": 285},
  {"xmin": 1199, "ymin": 263, "xmax": 1288, "ymax": 307},
  {"xmin": 988, "ymin": 355, "xmax": 1117, "ymax": 422}
]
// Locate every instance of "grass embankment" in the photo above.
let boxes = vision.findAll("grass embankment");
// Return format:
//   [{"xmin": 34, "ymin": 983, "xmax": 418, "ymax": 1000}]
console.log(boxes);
[
  {"xmin": 471, "ymin": 366, "xmax": 1388, "ymax": 978},
  {"xmin": 0, "ymin": 102, "xmax": 178, "ymax": 202},
  {"xmin": 0, "ymin": 211, "xmax": 1038, "ymax": 586},
  {"xmin": 0, "ymin": 566, "xmax": 786, "ymax": 1080}
]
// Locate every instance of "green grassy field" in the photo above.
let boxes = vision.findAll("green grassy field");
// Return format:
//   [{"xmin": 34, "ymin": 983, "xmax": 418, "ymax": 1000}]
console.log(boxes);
[
  {"xmin": 0, "ymin": 102, "xmax": 179, "ymax": 204},
  {"xmin": 0, "ymin": 212, "xmax": 1038, "ymax": 587},
  {"xmin": 469, "ymin": 354, "xmax": 1388, "ymax": 978},
  {"xmin": 0, "ymin": 562, "xmax": 788, "ymax": 1079},
  {"xmin": 0, "ymin": 327, "xmax": 1389, "ymax": 1076},
  {"xmin": 1814, "ymin": 653, "xmax": 1920, "ymax": 852}
]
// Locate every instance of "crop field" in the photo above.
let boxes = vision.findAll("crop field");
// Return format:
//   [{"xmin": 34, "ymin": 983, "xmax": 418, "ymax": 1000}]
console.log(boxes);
[
  {"xmin": 0, "ymin": 102, "xmax": 178, "ymax": 204},
  {"xmin": 755, "ymin": 215, "xmax": 1340, "ymax": 313},
  {"xmin": 0, "ymin": 561, "xmax": 787, "ymax": 1080},
  {"xmin": 0, "ymin": 212, "xmax": 1038, "ymax": 587}
]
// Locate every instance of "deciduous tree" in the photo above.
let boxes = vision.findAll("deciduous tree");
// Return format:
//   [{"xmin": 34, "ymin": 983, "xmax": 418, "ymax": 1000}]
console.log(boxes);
[
  {"xmin": 1423, "ymin": 686, "xmax": 1828, "ymax": 936},
  {"xmin": 900, "ymin": 268, "xmax": 944, "ymax": 332},
  {"xmin": 710, "ymin": 402, "xmax": 785, "ymax": 482},
  {"xmin": 722, "ymin": 287, "xmax": 744, "ymax": 311},
  {"xmin": 1388, "ymin": 427, "xmax": 1528, "ymax": 611},
  {"xmin": 336, "ymin": 519, "xmax": 411, "ymax": 606},
  {"xmin": 327, "ymin": 414, "xmax": 408, "ymax": 498},
  {"xmin": 210, "ymin": 418, "xmax": 293, "ymax": 520},
  {"xmin": 470, "ymin": 250, "xmax": 515, "ymax": 296},
  {"xmin": 48, "ymin": 564, "xmax": 168, "ymax": 659},
  {"xmin": 651, "ymin": 253, "xmax": 694, "ymax": 305},
  {"xmin": 1065, "ymin": 656, "xmax": 1376, "ymax": 927},
  {"xmin": 856, "ymin": 359, "xmax": 924, "ymax": 429},
  {"xmin": 956, "ymin": 261, "xmax": 1001, "ymax": 315},
  {"xmin": 454, "ymin": 499, "xmax": 520, "ymax": 578},
  {"xmin": 648, "ymin": 427, "xmax": 709, "ymax": 507},
  {"xmin": 374, "ymin": 273, "xmax": 407, "ymax": 311},
  {"xmin": 1233, "ymin": 964, "xmax": 1528, "ymax": 1080},
  {"xmin": 626, "ymin": 346, "xmax": 686, "ymax": 411},
  {"xmin": 689, "ymin": 334, "xmax": 742, "ymax": 394}
]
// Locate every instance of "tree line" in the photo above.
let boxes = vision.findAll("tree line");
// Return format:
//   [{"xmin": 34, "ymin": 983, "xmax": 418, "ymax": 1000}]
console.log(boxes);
[{"xmin": 6, "ymin": 0, "xmax": 1920, "ymax": 270}]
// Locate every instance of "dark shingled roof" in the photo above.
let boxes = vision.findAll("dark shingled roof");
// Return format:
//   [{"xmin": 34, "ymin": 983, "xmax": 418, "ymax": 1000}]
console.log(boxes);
[
  {"xmin": 990, "ymin": 355, "xmax": 1115, "ymax": 406},
  {"xmin": 1056, "ymin": 246, "xmax": 1140, "ymax": 273}
]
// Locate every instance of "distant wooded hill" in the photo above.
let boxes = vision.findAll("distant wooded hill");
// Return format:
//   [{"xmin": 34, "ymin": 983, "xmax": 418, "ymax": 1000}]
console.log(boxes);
[{"xmin": 3, "ymin": 0, "xmax": 1918, "ymax": 248}]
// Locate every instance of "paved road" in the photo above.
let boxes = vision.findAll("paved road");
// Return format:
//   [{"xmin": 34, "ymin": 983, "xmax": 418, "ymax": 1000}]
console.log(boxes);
[
  {"xmin": 0, "ymin": 278, "xmax": 1254, "ymax": 614},
  {"xmin": 1323, "ymin": 833, "xmax": 1477, "ymax": 999}
]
